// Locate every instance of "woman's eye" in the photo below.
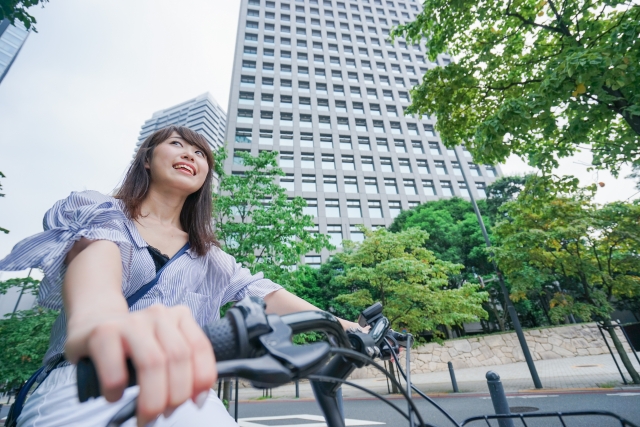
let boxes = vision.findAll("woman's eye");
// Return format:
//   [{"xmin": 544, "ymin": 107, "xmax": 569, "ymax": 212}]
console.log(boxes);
[
  {"xmin": 171, "ymin": 141, "xmax": 182, "ymax": 146},
  {"xmin": 196, "ymin": 151, "xmax": 204, "ymax": 156}
]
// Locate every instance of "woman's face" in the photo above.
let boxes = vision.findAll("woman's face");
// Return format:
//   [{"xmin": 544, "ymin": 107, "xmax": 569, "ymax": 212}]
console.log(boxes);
[{"xmin": 146, "ymin": 131, "xmax": 209, "ymax": 195}]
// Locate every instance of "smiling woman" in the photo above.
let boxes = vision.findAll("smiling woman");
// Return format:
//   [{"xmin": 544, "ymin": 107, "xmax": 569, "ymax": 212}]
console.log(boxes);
[{"xmin": 0, "ymin": 125, "xmax": 364, "ymax": 427}]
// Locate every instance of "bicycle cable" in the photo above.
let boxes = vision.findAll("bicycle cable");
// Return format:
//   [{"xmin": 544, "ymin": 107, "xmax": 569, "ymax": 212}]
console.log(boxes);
[{"xmin": 387, "ymin": 337, "xmax": 460, "ymax": 427}]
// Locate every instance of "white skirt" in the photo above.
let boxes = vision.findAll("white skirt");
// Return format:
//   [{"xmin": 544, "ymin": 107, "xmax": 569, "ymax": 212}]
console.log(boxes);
[{"xmin": 17, "ymin": 365, "xmax": 239, "ymax": 427}]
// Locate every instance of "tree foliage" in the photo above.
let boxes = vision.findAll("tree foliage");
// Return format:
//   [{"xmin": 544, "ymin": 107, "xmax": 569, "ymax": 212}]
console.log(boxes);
[
  {"xmin": 212, "ymin": 148, "xmax": 332, "ymax": 282},
  {"xmin": 392, "ymin": 0, "xmax": 640, "ymax": 174},
  {"xmin": 0, "ymin": 276, "xmax": 58, "ymax": 392},
  {"xmin": 0, "ymin": 0, "xmax": 48, "ymax": 30},
  {"xmin": 334, "ymin": 227, "xmax": 488, "ymax": 340},
  {"xmin": 493, "ymin": 176, "xmax": 640, "ymax": 381}
]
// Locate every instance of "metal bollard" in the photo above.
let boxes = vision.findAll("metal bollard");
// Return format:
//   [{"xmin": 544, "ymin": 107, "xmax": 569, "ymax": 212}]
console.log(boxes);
[
  {"xmin": 447, "ymin": 362, "xmax": 459, "ymax": 393},
  {"xmin": 234, "ymin": 377, "xmax": 239, "ymax": 422},
  {"xmin": 336, "ymin": 387, "xmax": 345, "ymax": 421},
  {"xmin": 295, "ymin": 380, "xmax": 300, "ymax": 398},
  {"xmin": 486, "ymin": 371, "xmax": 514, "ymax": 427}
]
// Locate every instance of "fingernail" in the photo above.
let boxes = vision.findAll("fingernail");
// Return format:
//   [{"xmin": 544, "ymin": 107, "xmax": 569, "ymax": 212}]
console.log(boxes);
[{"xmin": 195, "ymin": 391, "xmax": 209, "ymax": 409}]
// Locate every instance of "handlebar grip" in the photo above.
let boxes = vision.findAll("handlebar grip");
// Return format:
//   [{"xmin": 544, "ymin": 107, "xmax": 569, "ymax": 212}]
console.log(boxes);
[{"xmin": 78, "ymin": 315, "xmax": 243, "ymax": 402}]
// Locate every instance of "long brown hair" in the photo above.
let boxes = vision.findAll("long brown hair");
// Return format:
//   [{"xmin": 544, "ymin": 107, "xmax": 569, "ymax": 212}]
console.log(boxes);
[{"xmin": 115, "ymin": 125, "xmax": 219, "ymax": 256}]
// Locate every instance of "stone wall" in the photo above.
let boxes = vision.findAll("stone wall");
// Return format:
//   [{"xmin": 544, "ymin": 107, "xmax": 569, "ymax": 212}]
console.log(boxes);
[{"xmin": 350, "ymin": 322, "xmax": 633, "ymax": 379}]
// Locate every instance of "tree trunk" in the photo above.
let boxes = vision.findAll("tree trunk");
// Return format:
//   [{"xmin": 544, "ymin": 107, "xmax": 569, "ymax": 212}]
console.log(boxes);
[
  {"xmin": 222, "ymin": 380, "xmax": 231, "ymax": 408},
  {"xmin": 604, "ymin": 318, "xmax": 640, "ymax": 384},
  {"xmin": 386, "ymin": 360, "xmax": 400, "ymax": 394}
]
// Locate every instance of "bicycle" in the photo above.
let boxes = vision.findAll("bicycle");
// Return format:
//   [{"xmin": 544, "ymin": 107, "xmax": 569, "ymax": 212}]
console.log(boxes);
[{"xmin": 77, "ymin": 296, "xmax": 639, "ymax": 427}]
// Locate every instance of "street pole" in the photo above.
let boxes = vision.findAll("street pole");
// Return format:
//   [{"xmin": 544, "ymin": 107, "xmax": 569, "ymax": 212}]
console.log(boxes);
[{"xmin": 454, "ymin": 150, "xmax": 543, "ymax": 389}]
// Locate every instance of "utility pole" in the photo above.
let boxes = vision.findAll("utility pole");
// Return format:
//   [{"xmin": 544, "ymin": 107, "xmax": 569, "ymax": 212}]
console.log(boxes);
[{"xmin": 454, "ymin": 150, "xmax": 543, "ymax": 389}]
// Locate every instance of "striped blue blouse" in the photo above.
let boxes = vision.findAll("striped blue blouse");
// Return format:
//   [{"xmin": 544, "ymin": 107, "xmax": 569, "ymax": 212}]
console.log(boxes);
[{"xmin": 0, "ymin": 191, "xmax": 282, "ymax": 368}]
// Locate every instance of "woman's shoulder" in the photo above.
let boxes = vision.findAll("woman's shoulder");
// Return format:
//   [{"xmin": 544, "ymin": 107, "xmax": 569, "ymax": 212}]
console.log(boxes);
[{"xmin": 44, "ymin": 190, "xmax": 125, "ymax": 230}]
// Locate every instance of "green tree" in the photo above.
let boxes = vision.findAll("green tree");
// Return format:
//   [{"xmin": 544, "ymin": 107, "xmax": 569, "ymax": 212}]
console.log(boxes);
[
  {"xmin": 0, "ymin": 276, "xmax": 59, "ymax": 392},
  {"xmin": 392, "ymin": 0, "xmax": 640, "ymax": 174},
  {"xmin": 0, "ymin": 0, "xmax": 49, "ymax": 30},
  {"xmin": 485, "ymin": 175, "xmax": 531, "ymax": 223},
  {"xmin": 212, "ymin": 148, "xmax": 332, "ymax": 282},
  {"xmin": 334, "ymin": 227, "xmax": 488, "ymax": 340},
  {"xmin": 493, "ymin": 177, "xmax": 640, "ymax": 383}
]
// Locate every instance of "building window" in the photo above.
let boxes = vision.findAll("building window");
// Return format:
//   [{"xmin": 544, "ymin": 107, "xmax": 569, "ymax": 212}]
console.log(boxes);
[
  {"xmin": 367, "ymin": 88, "xmax": 378, "ymax": 99},
  {"xmin": 368, "ymin": 200, "xmax": 383, "ymax": 218},
  {"xmin": 339, "ymin": 135, "xmax": 352, "ymax": 150},
  {"xmin": 337, "ymin": 117, "xmax": 350, "ymax": 130},
  {"xmin": 239, "ymin": 91, "xmax": 254, "ymax": 105},
  {"xmin": 383, "ymin": 90, "xmax": 394, "ymax": 101},
  {"xmin": 417, "ymin": 159, "xmax": 429, "ymax": 175},
  {"xmin": 459, "ymin": 181, "xmax": 470, "ymax": 198},
  {"xmin": 240, "ymin": 75, "xmax": 255, "ymax": 87},
  {"xmin": 347, "ymin": 200, "xmax": 362, "ymax": 217},
  {"xmin": 407, "ymin": 123, "xmax": 419, "ymax": 135},
  {"xmin": 384, "ymin": 178, "xmax": 398, "ymax": 194},
  {"xmin": 394, "ymin": 139, "xmax": 407, "ymax": 153},
  {"xmin": 349, "ymin": 225, "xmax": 365, "ymax": 243},
  {"xmin": 280, "ymin": 174, "xmax": 295, "ymax": 191},
  {"xmin": 412, "ymin": 141, "xmax": 424, "ymax": 154},
  {"xmin": 441, "ymin": 181, "xmax": 453, "ymax": 196},
  {"xmin": 300, "ymin": 113, "xmax": 312, "ymax": 128},
  {"xmin": 388, "ymin": 200, "xmax": 402, "ymax": 218},
  {"xmin": 469, "ymin": 163, "xmax": 482, "ymax": 177},
  {"xmin": 235, "ymin": 129, "xmax": 252, "ymax": 144},
  {"xmin": 423, "ymin": 124, "xmax": 436, "ymax": 136},
  {"xmin": 242, "ymin": 60, "xmax": 256, "ymax": 70},
  {"xmin": 463, "ymin": 146, "xmax": 473, "ymax": 158},
  {"xmin": 327, "ymin": 225, "xmax": 343, "ymax": 247},
  {"xmin": 429, "ymin": 142, "xmax": 441, "ymax": 155},
  {"xmin": 301, "ymin": 153, "xmax": 315, "ymax": 169},
  {"xmin": 280, "ymin": 152, "xmax": 294, "ymax": 168},
  {"xmin": 485, "ymin": 166, "xmax": 497, "ymax": 177},
  {"xmin": 300, "ymin": 132, "xmax": 314, "ymax": 147},
  {"xmin": 434, "ymin": 160, "xmax": 447, "ymax": 175},
  {"xmin": 423, "ymin": 180, "xmax": 436, "ymax": 196},
  {"xmin": 324, "ymin": 176, "xmax": 338, "ymax": 192},
  {"xmin": 233, "ymin": 150, "xmax": 248, "ymax": 165},
  {"xmin": 447, "ymin": 147, "xmax": 456, "ymax": 157},
  {"xmin": 398, "ymin": 158, "xmax": 412, "ymax": 173},
  {"xmin": 452, "ymin": 162, "xmax": 462, "ymax": 176},
  {"xmin": 373, "ymin": 120, "xmax": 385, "ymax": 133},
  {"xmin": 319, "ymin": 115, "xmax": 331, "ymax": 129},
  {"xmin": 326, "ymin": 199, "xmax": 341, "ymax": 216},
  {"xmin": 342, "ymin": 155, "xmax": 355, "ymax": 170},
  {"xmin": 387, "ymin": 105, "xmax": 398, "ymax": 116},
  {"xmin": 361, "ymin": 156, "xmax": 375, "ymax": 171},
  {"xmin": 305, "ymin": 255, "xmax": 322, "ymax": 268},
  {"xmin": 344, "ymin": 176, "xmax": 359, "ymax": 193},
  {"xmin": 320, "ymin": 134, "xmax": 333, "ymax": 148},
  {"xmin": 404, "ymin": 179, "xmax": 417, "ymax": 195},
  {"xmin": 299, "ymin": 97, "xmax": 312, "ymax": 110},
  {"xmin": 322, "ymin": 154, "xmax": 335, "ymax": 169},
  {"xmin": 317, "ymin": 98, "xmax": 329, "ymax": 111},
  {"xmin": 380, "ymin": 157, "xmax": 394, "ymax": 172},
  {"xmin": 304, "ymin": 198, "xmax": 318, "ymax": 216},
  {"xmin": 280, "ymin": 130, "xmax": 294, "ymax": 145},
  {"xmin": 376, "ymin": 138, "xmax": 389, "ymax": 151},
  {"xmin": 476, "ymin": 182, "xmax": 487, "ymax": 198},
  {"xmin": 351, "ymin": 86, "xmax": 362, "ymax": 97},
  {"xmin": 358, "ymin": 136, "xmax": 371, "ymax": 150},
  {"xmin": 364, "ymin": 177, "xmax": 378, "ymax": 193},
  {"xmin": 259, "ymin": 129, "xmax": 273, "ymax": 144},
  {"xmin": 336, "ymin": 100, "xmax": 347, "ymax": 112},
  {"xmin": 237, "ymin": 109, "xmax": 253, "ymax": 124}
]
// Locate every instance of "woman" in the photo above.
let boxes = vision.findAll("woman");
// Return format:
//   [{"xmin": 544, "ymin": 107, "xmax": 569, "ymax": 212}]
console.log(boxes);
[{"xmin": 0, "ymin": 126, "xmax": 361, "ymax": 427}]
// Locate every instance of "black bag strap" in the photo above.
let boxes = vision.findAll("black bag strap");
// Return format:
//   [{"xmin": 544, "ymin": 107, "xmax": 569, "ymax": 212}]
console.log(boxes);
[{"xmin": 126, "ymin": 242, "xmax": 190, "ymax": 308}]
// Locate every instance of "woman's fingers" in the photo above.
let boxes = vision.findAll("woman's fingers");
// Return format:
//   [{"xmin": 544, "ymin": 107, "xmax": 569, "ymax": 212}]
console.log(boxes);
[
  {"xmin": 154, "ymin": 306, "xmax": 194, "ymax": 409},
  {"xmin": 177, "ymin": 308, "xmax": 217, "ymax": 401},
  {"xmin": 86, "ymin": 321, "xmax": 128, "ymax": 402}
]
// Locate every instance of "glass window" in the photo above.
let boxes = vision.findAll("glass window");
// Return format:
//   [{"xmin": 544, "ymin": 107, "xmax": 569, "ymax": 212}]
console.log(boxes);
[
  {"xmin": 280, "ymin": 152, "xmax": 294, "ymax": 168},
  {"xmin": 411, "ymin": 141, "xmax": 424, "ymax": 154},
  {"xmin": 469, "ymin": 163, "xmax": 482, "ymax": 177},
  {"xmin": 384, "ymin": 178, "xmax": 398, "ymax": 194},
  {"xmin": 358, "ymin": 136, "xmax": 371, "ymax": 150},
  {"xmin": 324, "ymin": 176, "xmax": 338, "ymax": 192},
  {"xmin": 386, "ymin": 105, "xmax": 398, "ymax": 116},
  {"xmin": 317, "ymin": 98, "xmax": 330, "ymax": 111},
  {"xmin": 447, "ymin": 147, "xmax": 456, "ymax": 157},
  {"xmin": 304, "ymin": 198, "xmax": 318, "ymax": 216},
  {"xmin": 398, "ymin": 158, "xmax": 411, "ymax": 173},
  {"xmin": 423, "ymin": 124, "xmax": 436, "ymax": 136},
  {"xmin": 429, "ymin": 142, "xmax": 441, "ymax": 155},
  {"xmin": 355, "ymin": 119, "xmax": 367, "ymax": 132},
  {"xmin": 459, "ymin": 181, "xmax": 470, "ymax": 198},
  {"xmin": 364, "ymin": 177, "xmax": 378, "ymax": 193},
  {"xmin": 390, "ymin": 122, "xmax": 402, "ymax": 135},
  {"xmin": 347, "ymin": 200, "xmax": 362, "ymax": 218},
  {"xmin": 342, "ymin": 155, "xmax": 355, "ymax": 170},
  {"xmin": 242, "ymin": 60, "xmax": 256, "ymax": 70},
  {"xmin": 344, "ymin": 176, "xmax": 359, "ymax": 193},
  {"xmin": 376, "ymin": 138, "xmax": 389, "ymax": 151},
  {"xmin": 235, "ymin": 128, "xmax": 252, "ymax": 144},
  {"xmin": 339, "ymin": 135, "xmax": 352, "ymax": 150},
  {"xmin": 361, "ymin": 156, "xmax": 375, "ymax": 171},
  {"xmin": 320, "ymin": 134, "xmax": 333, "ymax": 148},
  {"xmin": 423, "ymin": 180, "xmax": 436, "ymax": 196},
  {"xmin": 319, "ymin": 115, "xmax": 331, "ymax": 129},
  {"xmin": 280, "ymin": 130, "xmax": 294, "ymax": 145},
  {"xmin": 300, "ymin": 132, "xmax": 314, "ymax": 147},
  {"xmin": 326, "ymin": 199, "xmax": 341, "ymax": 216},
  {"xmin": 367, "ymin": 88, "xmax": 378, "ymax": 99},
  {"xmin": 383, "ymin": 90, "xmax": 394, "ymax": 101},
  {"xmin": 301, "ymin": 153, "xmax": 315, "ymax": 169},
  {"xmin": 280, "ymin": 174, "xmax": 295, "ymax": 191},
  {"xmin": 233, "ymin": 150, "xmax": 248, "ymax": 165},
  {"xmin": 337, "ymin": 117, "xmax": 349, "ymax": 130},
  {"xmin": 334, "ymin": 84, "xmax": 345, "ymax": 95},
  {"xmin": 368, "ymin": 200, "xmax": 383, "ymax": 218},
  {"xmin": 441, "ymin": 181, "xmax": 453, "ymax": 196},
  {"xmin": 407, "ymin": 123, "xmax": 419, "ymax": 135},
  {"xmin": 239, "ymin": 91, "xmax": 254, "ymax": 105},
  {"xmin": 416, "ymin": 159, "xmax": 429, "ymax": 174},
  {"xmin": 350, "ymin": 86, "xmax": 362, "ymax": 97},
  {"xmin": 370, "ymin": 104, "xmax": 381, "ymax": 115},
  {"xmin": 434, "ymin": 161, "xmax": 447, "ymax": 175},
  {"xmin": 322, "ymin": 154, "xmax": 335, "ymax": 169},
  {"xmin": 485, "ymin": 166, "xmax": 497, "ymax": 177},
  {"xmin": 394, "ymin": 139, "xmax": 407, "ymax": 153},
  {"xmin": 305, "ymin": 255, "xmax": 322, "ymax": 268},
  {"xmin": 452, "ymin": 161, "xmax": 462, "ymax": 176},
  {"xmin": 353, "ymin": 102, "xmax": 365, "ymax": 114},
  {"xmin": 327, "ymin": 225, "xmax": 343, "ymax": 247},
  {"xmin": 373, "ymin": 120, "xmax": 385, "ymax": 133},
  {"xmin": 476, "ymin": 182, "xmax": 487, "ymax": 198},
  {"xmin": 404, "ymin": 179, "xmax": 417, "ymax": 195},
  {"xmin": 259, "ymin": 129, "xmax": 273, "ymax": 144},
  {"xmin": 349, "ymin": 225, "xmax": 365, "ymax": 243},
  {"xmin": 389, "ymin": 200, "xmax": 402, "ymax": 218}
]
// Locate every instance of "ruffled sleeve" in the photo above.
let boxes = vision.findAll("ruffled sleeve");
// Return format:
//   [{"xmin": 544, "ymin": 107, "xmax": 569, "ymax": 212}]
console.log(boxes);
[{"xmin": 0, "ymin": 191, "xmax": 133, "ymax": 309}]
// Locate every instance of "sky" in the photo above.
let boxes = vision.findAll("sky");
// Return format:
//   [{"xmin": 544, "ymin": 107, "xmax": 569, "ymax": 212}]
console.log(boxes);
[{"xmin": 0, "ymin": 0, "xmax": 638, "ymax": 285}]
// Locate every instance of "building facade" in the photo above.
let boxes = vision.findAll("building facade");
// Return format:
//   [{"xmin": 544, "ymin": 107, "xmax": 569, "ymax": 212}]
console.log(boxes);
[
  {"xmin": 137, "ymin": 92, "xmax": 227, "ymax": 151},
  {"xmin": 0, "ymin": 19, "xmax": 29, "ymax": 85},
  {"xmin": 223, "ymin": 0, "xmax": 502, "ymax": 264}
]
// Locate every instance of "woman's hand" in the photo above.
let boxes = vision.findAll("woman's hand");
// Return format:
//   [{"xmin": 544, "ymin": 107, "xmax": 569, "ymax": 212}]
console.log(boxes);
[
  {"xmin": 339, "ymin": 319, "xmax": 371, "ymax": 333},
  {"xmin": 63, "ymin": 239, "xmax": 216, "ymax": 426},
  {"xmin": 66, "ymin": 305, "xmax": 217, "ymax": 426}
]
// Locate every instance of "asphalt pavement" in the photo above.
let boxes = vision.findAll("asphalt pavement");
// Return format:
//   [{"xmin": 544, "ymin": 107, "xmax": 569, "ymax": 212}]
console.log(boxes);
[{"xmin": 232, "ymin": 390, "xmax": 640, "ymax": 427}]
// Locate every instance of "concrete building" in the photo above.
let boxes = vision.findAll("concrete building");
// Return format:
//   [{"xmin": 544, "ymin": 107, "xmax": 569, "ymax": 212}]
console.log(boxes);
[
  {"xmin": 223, "ymin": 0, "xmax": 502, "ymax": 265},
  {"xmin": 136, "ymin": 92, "xmax": 227, "ymax": 152},
  {"xmin": 0, "ymin": 19, "xmax": 29, "ymax": 85}
]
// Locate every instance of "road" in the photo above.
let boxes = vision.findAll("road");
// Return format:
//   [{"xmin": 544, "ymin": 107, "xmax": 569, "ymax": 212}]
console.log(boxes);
[{"xmin": 232, "ymin": 390, "xmax": 640, "ymax": 427}]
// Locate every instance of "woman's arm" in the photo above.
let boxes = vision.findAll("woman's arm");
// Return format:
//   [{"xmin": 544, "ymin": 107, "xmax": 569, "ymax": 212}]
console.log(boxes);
[
  {"xmin": 263, "ymin": 288, "xmax": 362, "ymax": 331},
  {"xmin": 63, "ymin": 239, "xmax": 216, "ymax": 427}
]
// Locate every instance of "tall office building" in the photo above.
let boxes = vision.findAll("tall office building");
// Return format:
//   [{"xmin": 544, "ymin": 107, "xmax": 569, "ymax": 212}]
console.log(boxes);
[
  {"xmin": 0, "ymin": 19, "xmax": 29, "ymax": 85},
  {"xmin": 137, "ymin": 92, "xmax": 227, "ymax": 151},
  {"xmin": 224, "ymin": 0, "xmax": 502, "ymax": 264}
]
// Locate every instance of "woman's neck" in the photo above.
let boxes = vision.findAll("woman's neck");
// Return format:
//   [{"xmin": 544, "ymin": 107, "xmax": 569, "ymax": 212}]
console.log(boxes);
[{"xmin": 138, "ymin": 186, "xmax": 187, "ymax": 229}]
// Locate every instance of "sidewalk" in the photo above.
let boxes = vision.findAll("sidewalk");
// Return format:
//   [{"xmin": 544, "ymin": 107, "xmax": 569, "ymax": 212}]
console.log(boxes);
[{"xmin": 235, "ymin": 352, "xmax": 640, "ymax": 401}]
